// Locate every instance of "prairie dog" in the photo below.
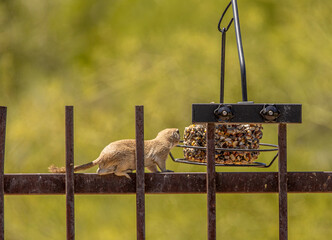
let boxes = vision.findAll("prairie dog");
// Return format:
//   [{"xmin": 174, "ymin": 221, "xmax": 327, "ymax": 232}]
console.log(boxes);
[{"xmin": 49, "ymin": 128, "xmax": 180, "ymax": 179}]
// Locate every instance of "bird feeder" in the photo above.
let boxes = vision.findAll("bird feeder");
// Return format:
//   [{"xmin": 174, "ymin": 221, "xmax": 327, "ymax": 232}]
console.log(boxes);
[{"xmin": 169, "ymin": 0, "xmax": 302, "ymax": 167}]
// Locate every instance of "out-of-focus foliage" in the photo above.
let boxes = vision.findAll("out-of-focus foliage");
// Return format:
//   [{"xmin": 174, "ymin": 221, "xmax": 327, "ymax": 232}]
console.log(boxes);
[{"xmin": 1, "ymin": 0, "xmax": 331, "ymax": 239}]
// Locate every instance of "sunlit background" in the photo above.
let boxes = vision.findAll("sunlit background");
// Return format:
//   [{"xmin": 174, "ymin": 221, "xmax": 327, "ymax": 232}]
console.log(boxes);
[{"xmin": 1, "ymin": 0, "xmax": 331, "ymax": 239}]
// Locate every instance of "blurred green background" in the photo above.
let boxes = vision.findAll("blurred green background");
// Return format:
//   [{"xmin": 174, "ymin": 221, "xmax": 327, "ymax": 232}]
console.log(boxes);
[{"xmin": 1, "ymin": 0, "xmax": 332, "ymax": 239}]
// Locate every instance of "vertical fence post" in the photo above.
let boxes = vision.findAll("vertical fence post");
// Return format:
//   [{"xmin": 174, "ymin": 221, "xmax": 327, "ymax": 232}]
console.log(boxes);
[
  {"xmin": 66, "ymin": 106, "xmax": 75, "ymax": 240},
  {"xmin": 207, "ymin": 123, "xmax": 216, "ymax": 240},
  {"xmin": 278, "ymin": 124, "xmax": 288, "ymax": 240},
  {"xmin": 135, "ymin": 106, "xmax": 145, "ymax": 240},
  {"xmin": 0, "ymin": 107, "xmax": 7, "ymax": 240}
]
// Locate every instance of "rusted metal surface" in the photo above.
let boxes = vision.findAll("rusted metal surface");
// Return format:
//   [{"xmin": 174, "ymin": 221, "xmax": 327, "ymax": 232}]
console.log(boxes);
[
  {"xmin": 288, "ymin": 172, "xmax": 332, "ymax": 193},
  {"xmin": 3, "ymin": 172, "xmax": 332, "ymax": 194},
  {"xmin": 278, "ymin": 124, "xmax": 288, "ymax": 240},
  {"xmin": 135, "ymin": 106, "xmax": 145, "ymax": 240},
  {"xmin": 206, "ymin": 123, "xmax": 216, "ymax": 240},
  {"xmin": 65, "ymin": 106, "xmax": 75, "ymax": 240},
  {"xmin": 0, "ymin": 107, "xmax": 7, "ymax": 240}
]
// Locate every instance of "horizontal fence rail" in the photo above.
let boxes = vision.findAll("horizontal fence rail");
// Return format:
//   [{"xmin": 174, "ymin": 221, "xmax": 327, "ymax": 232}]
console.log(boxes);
[{"xmin": 3, "ymin": 172, "xmax": 332, "ymax": 195}]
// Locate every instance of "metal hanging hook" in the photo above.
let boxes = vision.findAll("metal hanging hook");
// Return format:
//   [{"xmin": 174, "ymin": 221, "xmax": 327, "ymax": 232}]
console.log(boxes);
[
  {"xmin": 217, "ymin": 0, "xmax": 248, "ymax": 102},
  {"xmin": 218, "ymin": 1, "xmax": 234, "ymax": 33},
  {"xmin": 218, "ymin": 1, "xmax": 233, "ymax": 103}
]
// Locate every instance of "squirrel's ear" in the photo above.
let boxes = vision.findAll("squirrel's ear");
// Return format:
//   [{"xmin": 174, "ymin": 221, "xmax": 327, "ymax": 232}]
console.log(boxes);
[{"xmin": 173, "ymin": 129, "xmax": 180, "ymax": 138}]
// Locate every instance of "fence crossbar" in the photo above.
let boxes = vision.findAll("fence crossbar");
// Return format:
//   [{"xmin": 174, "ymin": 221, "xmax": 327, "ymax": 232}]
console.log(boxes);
[{"xmin": 3, "ymin": 172, "xmax": 331, "ymax": 194}]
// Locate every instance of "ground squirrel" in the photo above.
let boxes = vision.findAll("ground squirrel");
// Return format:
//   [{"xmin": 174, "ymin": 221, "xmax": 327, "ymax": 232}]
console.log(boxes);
[{"xmin": 48, "ymin": 128, "xmax": 180, "ymax": 179}]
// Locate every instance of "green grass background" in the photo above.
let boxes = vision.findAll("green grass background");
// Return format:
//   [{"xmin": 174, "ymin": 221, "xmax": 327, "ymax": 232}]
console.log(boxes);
[{"xmin": 1, "ymin": 0, "xmax": 332, "ymax": 239}]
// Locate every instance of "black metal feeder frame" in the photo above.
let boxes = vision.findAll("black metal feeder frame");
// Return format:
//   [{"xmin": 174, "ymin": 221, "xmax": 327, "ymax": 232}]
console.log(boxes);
[{"xmin": 169, "ymin": 0, "xmax": 302, "ymax": 168}]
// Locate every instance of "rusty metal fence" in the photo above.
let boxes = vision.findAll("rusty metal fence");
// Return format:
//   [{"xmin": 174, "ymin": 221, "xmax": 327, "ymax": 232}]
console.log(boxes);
[{"xmin": 0, "ymin": 105, "xmax": 331, "ymax": 240}]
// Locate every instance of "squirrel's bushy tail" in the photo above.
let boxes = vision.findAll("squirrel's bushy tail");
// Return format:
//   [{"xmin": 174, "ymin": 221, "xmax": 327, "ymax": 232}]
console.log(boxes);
[
  {"xmin": 48, "ymin": 165, "xmax": 66, "ymax": 173},
  {"xmin": 48, "ymin": 160, "xmax": 97, "ymax": 173}
]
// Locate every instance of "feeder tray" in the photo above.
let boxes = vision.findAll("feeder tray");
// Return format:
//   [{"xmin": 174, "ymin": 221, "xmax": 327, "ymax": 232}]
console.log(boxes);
[{"xmin": 170, "ymin": 147, "xmax": 278, "ymax": 168}]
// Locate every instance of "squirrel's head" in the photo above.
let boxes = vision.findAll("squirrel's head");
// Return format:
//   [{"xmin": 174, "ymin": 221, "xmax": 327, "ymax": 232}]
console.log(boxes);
[{"xmin": 156, "ymin": 128, "xmax": 180, "ymax": 146}]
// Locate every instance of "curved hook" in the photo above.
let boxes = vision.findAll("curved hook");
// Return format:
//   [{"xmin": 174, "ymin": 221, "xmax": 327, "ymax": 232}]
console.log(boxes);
[
  {"xmin": 218, "ymin": 1, "xmax": 234, "ymax": 32},
  {"xmin": 218, "ymin": 0, "xmax": 248, "ymax": 102}
]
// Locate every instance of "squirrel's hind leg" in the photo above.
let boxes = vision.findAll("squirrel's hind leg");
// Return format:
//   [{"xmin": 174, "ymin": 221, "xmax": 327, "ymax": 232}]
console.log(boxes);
[
  {"xmin": 97, "ymin": 166, "xmax": 116, "ymax": 175},
  {"xmin": 114, "ymin": 170, "xmax": 131, "ymax": 179},
  {"xmin": 147, "ymin": 165, "xmax": 160, "ymax": 173}
]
